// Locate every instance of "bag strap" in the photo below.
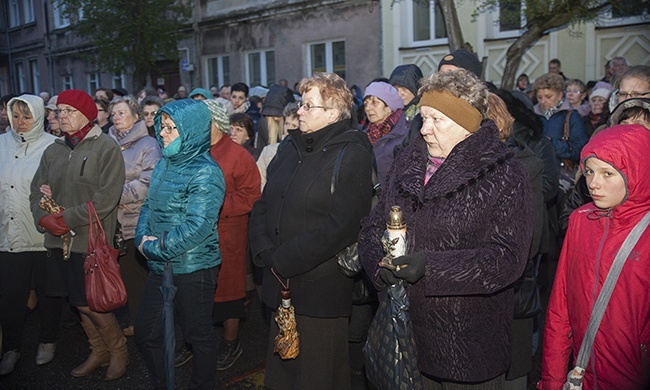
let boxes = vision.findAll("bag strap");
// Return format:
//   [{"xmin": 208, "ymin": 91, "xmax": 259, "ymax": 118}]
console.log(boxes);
[
  {"xmin": 562, "ymin": 110, "xmax": 572, "ymax": 142},
  {"xmin": 574, "ymin": 210, "xmax": 650, "ymax": 372},
  {"xmin": 330, "ymin": 144, "xmax": 349, "ymax": 195},
  {"xmin": 87, "ymin": 201, "xmax": 108, "ymax": 244}
]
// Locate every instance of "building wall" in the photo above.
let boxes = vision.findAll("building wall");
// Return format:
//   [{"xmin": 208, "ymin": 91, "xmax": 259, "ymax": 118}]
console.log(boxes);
[
  {"xmin": 381, "ymin": 0, "xmax": 650, "ymax": 86},
  {"xmin": 195, "ymin": 0, "xmax": 382, "ymax": 90}
]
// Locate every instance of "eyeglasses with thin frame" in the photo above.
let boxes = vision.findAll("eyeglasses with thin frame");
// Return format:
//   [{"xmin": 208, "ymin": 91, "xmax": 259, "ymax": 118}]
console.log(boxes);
[
  {"xmin": 57, "ymin": 108, "xmax": 78, "ymax": 116},
  {"xmin": 564, "ymin": 89, "xmax": 583, "ymax": 94},
  {"xmin": 160, "ymin": 124, "xmax": 177, "ymax": 134},
  {"xmin": 614, "ymin": 91, "xmax": 650, "ymax": 100},
  {"xmin": 298, "ymin": 102, "xmax": 329, "ymax": 111}
]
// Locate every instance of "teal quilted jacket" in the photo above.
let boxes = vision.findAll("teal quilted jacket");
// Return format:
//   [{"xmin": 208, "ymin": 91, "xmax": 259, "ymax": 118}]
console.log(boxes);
[{"xmin": 135, "ymin": 99, "xmax": 225, "ymax": 275}]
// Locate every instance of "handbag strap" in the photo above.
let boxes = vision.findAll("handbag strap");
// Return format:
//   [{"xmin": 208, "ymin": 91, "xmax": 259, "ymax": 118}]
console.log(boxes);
[
  {"xmin": 330, "ymin": 144, "xmax": 349, "ymax": 195},
  {"xmin": 562, "ymin": 110, "xmax": 572, "ymax": 142},
  {"xmin": 87, "ymin": 201, "xmax": 108, "ymax": 245},
  {"xmin": 575, "ymin": 210, "xmax": 650, "ymax": 371}
]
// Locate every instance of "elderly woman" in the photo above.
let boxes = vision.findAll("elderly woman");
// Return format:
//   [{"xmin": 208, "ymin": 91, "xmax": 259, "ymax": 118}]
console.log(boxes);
[
  {"xmin": 203, "ymin": 100, "xmax": 261, "ymax": 370},
  {"xmin": 541, "ymin": 125, "xmax": 650, "ymax": 390},
  {"xmin": 134, "ymin": 99, "xmax": 225, "ymax": 389},
  {"xmin": 29, "ymin": 90, "xmax": 127, "ymax": 380},
  {"xmin": 586, "ymin": 81, "xmax": 613, "ymax": 134},
  {"xmin": 358, "ymin": 69, "xmax": 533, "ymax": 388},
  {"xmin": 363, "ymin": 81, "xmax": 408, "ymax": 182},
  {"xmin": 533, "ymin": 73, "xmax": 589, "ymax": 169},
  {"xmin": 229, "ymin": 112, "xmax": 260, "ymax": 160},
  {"xmin": 0, "ymin": 95, "xmax": 61, "ymax": 375},
  {"xmin": 107, "ymin": 95, "xmax": 162, "ymax": 337},
  {"xmin": 249, "ymin": 72, "xmax": 374, "ymax": 389},
  {"xmin": 564, "ymin": 79, "xmax": 591, "ymax": 117}
]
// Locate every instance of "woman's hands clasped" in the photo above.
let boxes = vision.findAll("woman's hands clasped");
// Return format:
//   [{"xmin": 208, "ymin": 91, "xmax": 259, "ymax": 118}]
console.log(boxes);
[{"xmin": 379, "ymin": 252, "xmax": 426, "ymax": 285}]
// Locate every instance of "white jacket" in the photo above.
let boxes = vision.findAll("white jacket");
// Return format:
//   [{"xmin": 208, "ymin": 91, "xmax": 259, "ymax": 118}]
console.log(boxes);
[{"xmin": 0, "ymin": 94, "xmax": 57, "ymax": 252}]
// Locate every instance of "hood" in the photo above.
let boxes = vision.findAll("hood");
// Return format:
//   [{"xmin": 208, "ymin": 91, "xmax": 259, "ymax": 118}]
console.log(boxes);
[
  {"xmin": 608, "ymin": 97, "xmax": 650, "ymax": 126},
  {"xmin": 155, "ymin": 99, "xmax": 212, "ymax": 163},
  {"xmin": 389, "ymin": 64, "xmax": 424, "ymax": 97},
  {"xmin": 262, "ymin": 86, "xmax": 295, "ymax": 117},
  {"xmin": 7, "ymin": 94, "xmax": 45, "ymax": 143},
  {"xmin": 580, "ymin": 124, "xmax": 650, "ymax": 219}
]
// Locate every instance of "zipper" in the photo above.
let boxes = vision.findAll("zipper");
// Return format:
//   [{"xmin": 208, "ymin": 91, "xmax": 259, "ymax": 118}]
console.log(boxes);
[{"xmin": 80, "ymin": 156, "xmax": 88, "ymax": 176}]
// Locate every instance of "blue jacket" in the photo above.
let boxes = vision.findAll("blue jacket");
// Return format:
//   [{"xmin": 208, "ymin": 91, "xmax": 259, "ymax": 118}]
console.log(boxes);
[
  {"xmin": 135, "ymin": 99, "xmax": 225, "ymax": 275},
  {"xmin": 537, "ymin": 109, "xmax": 589, "ymax": 165}
]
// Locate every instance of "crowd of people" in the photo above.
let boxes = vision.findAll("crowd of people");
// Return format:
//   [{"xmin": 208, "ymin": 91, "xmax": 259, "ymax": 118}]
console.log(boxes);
[{"xmin": 0, "ymin": 51, "xmax": 649, "ymax": 390}]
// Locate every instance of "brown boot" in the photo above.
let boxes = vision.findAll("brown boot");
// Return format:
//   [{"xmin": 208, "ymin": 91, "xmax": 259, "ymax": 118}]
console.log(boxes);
[
  {"xmin": 96, "ymin": 317, "xmax": 129, "ymax": 381},
  {"xmin": 71, "ymin": 315, "xmax": 110, "ymax": 377}
]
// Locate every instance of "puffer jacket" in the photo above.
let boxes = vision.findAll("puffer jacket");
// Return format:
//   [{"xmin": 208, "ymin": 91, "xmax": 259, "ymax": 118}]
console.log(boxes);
[
  {"xmin": 30, "ymin": 124, "xmax": 124, "ymax": 253},
  {"xmin": 358, "ymin": 120, "xmax": 533, "ymax": 383},
  {"xmin": 108, "ymin": 120, "xmax": 161, "ymax": 240},
  {"xmin": 135, "ymin": 99, "xmax": 225, "ymax": 276},
  {"xmin": 0, "ymin": 95, "xmax": 56, "ymax": 252},
  {"xmin": 541, "ymin": 124, "xmax": 650, "ymax": 390}
]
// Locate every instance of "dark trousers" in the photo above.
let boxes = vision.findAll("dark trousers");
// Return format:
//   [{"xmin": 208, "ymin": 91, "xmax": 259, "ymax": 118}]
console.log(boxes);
[
  {"xmin": 119, "ymin": 239, "xmax": 149, "ymax": 325},
  {"xmin": 135, "ymin": 267, "xmax": 218, "ymax": 390},
  {"xmin": 0, "ymin": 251, "xmax": 62, "ymax": 351}
]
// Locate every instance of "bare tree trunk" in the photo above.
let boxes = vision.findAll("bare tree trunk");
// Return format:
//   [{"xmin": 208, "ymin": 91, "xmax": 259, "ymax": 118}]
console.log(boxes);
[{"xmin": 439, "ymin": 0, "xmax": 465, "ymax": 51}]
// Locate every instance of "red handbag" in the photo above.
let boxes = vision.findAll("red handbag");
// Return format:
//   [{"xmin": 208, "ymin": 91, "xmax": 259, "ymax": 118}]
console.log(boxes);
[{"xmin": 83, "ymin": 201, "xmax": 127, "ymax": 312}]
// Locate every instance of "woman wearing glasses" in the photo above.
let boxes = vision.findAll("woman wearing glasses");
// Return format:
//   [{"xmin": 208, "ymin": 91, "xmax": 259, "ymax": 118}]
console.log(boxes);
[
  {"xmin": 249, "ymin": 73, "xmax": 374, "ymax": 389},
  {"xmin": 135, "ymin": 99, "xmax": 225, "ymax": 389},
  {"xmin": 140, "ymin": 95, "xmax": 165, "ymax": 137},
  {"xmin": 610, "ymin": 65, "xmax": 650, "ymax": 110},
  {"xmin": 107, "ymin": 95, "xmax": 162, "ymax": 337},
  {"xmin": 29, "ymin": 89, "xmax": 127, "ymax": 380}
]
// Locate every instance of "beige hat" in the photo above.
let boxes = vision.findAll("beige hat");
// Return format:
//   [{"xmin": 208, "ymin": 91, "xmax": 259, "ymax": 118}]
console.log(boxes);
[{"xmin": 45, "ymin": 95, "xmax": 58, "ymax": 111}]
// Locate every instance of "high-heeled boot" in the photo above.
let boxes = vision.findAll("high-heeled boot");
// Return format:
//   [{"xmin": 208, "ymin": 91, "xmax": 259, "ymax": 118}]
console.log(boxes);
[
  {"xmin": 71, "ymin": 315, "xmax": 110, "ymax": 377},
  {"xmin": 96, "ymin": 316, "xmax": 129, "ymax": 381}
]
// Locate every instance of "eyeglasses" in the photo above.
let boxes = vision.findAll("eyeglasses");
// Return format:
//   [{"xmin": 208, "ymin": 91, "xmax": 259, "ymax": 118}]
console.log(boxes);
[
  {"xmin": 57, "ymin": 108, "xmax": 78, "ymax": 116},
  {"xmin": 298, "ymin": 102, "xmax": 329, "ymax": 111},
  {"xmin": 160, "ymin": 125, "xmax": 177, "ymax": 134},
  {"xmin": 614, "ymin": 91, "xmax": 650, "ymax": 100},
  {"xmin": 142, "ymin": 111, "xmax": 157, "ymax": 118}
]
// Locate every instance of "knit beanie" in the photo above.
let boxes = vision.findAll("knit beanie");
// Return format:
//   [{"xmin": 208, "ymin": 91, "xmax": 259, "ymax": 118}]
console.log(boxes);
[
  {"xmin": 438, "ymin": 49, "xmax": 483, "ymax": 78},
  {"xmin": 57, "ymin": 89, "xmax": 98, "ymax": 121},
  {"xmin": 589, "ymin": 81, "xmax": 613, "ymax": 101},
  {"xmin": 203, "ymin": 99, "xmax": 230, "ymax": 133},
  {"xmin": 363, "ymin": 82, "xmax": 404, "ymax": 112}
]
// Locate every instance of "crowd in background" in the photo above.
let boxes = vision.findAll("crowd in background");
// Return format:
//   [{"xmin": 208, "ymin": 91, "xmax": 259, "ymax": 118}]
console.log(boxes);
[{"xmin": 0, "ymin": 52, "xmax": 649, "ymax": 390}]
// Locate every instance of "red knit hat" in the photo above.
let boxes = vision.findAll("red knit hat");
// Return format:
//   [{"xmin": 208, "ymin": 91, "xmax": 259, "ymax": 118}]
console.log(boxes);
[{"xmin": 57, "ymin": 89, "xmax": 98, "ymax": 122}]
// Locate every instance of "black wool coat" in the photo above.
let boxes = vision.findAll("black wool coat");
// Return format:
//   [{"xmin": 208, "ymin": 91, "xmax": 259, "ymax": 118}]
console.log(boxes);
[
  {"xmin": 358, "ymin": 120, "xmax": 533, "ymax": 383},
  {"xmin": 249, "ymin": 119, "xmax": 374, "ymax": 318}
]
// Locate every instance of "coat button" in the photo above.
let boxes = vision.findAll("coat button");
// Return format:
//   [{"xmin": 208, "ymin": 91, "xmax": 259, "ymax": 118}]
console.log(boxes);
[
  {"xmin": 306, "ymin": 137, "xmax": 313, "ymax": 144},
  {"xmin": 275, "ymin": 228, "xmax": 279, "ymax": 236},
  {"xmin": 306, "ymin": 146, "xmax": 313, "ymax": 153}
]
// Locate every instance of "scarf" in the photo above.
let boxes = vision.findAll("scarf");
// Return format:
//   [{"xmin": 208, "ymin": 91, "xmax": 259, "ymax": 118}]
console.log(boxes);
[
  {"xmin": 64, "ymin": 122, "xmax": 93, "ymax": 149},
  {"xmin": 540, "ymin": 99, "xmax": 565, "ymax": 120},
  {"xmin": 424, "ymin": 155, "xmax": 446, "ymax": 185},
  {"xmin": 366, "ymin": 109, "xmax": 402, "ymax": 144},
  {"xmin": 111, "ymin": 126, "xmax": 131, "ymax": 141}
]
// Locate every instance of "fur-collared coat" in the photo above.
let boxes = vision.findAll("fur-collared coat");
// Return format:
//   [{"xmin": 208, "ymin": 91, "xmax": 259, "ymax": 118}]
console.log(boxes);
[{"xmin": 358, "ymin": 120, "xmax": 533, "ymax": 383}]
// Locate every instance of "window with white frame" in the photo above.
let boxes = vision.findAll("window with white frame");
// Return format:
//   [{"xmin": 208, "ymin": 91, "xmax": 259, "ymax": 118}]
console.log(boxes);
[
  {"xmin": 205, "ymin": 55, "xmax": 230, "ymax": 89},
  {"xmin": 246, "ymin": 50, "xmax": 275, "ymax": 87},
  {"xmin": 597, "ymin": 1, "xmax": 649, "ymax": 27},
  {"xmin": 87, "ymin": 73, "xmax": 99, "ymax": 95},
  {"xmin": 307, "ymin": 40, "xmax": 346, "ymax": 80},
  {"xmin": 9, "ymin": 0, "xmax": 20, "ymax": 28},
  {"xmin": 53, "ymin": 0, "xmax": 71, "ymax": 29},
  {"xmin": 409, "ymin": 0, "xmax": 448, "ymax": 45},
  {"xmin": 62, "ymin": 75, "xmax": 74, "ymax": 90},
  {"xmin": 486, "ymin": 0, "xmax": 526, "ymax": 39},
  {"xmin": 24, "ymin": 0, "xmax": 35, "ymax": 24},
  {"xmin": 112, "ymin": 74, "xmax": 125, "ymax": 89},
  {"xmin": 29, "ymin": 59, "xmax": 39, "ymax": 93},
  {"xmin": 15, "ymin": 62, "xmax": 25, "ymax": 92}
]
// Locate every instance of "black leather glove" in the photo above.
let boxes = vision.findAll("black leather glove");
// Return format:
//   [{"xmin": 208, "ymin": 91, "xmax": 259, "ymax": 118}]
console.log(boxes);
[
  {"xmin": 379, "ymin": 267, "xmax": 399, "ymax": 286},
  {"xmin": 255, "ymin": 249, "xmax": 276, "ymax": 268},
  {"xmin": 392, "ymin": 252, "xmax": 426, "ymax": 284}
]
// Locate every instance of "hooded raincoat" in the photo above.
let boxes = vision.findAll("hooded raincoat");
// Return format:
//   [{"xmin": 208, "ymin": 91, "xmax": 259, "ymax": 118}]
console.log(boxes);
[
  {"xmin": 0, "ymin": 95, "xmax": 57, "ymax": 252},
  {"xmin": 541, "ymin": 124, "xmax": 650, "ymax": 390},
  {"xmin": 135, "ymin": 99, "xmax": 225, "ymax": 276}
]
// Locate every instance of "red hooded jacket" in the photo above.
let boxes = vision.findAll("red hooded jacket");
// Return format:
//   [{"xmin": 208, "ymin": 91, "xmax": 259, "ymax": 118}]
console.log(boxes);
[{"xmin": 541, "ymin": 124, "xmax": 650, "ymax": 389}]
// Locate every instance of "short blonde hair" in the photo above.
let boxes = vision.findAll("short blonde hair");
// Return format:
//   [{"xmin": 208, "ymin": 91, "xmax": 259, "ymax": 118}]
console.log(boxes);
[
  {"xmin": 297, "ymin": 73, "xmax": 353, "ymax": 120},
  {"xmin": 108, "ymin": 95, "xmax": 141, "ymax": 121},
  {"xmin": 487, "ymin": 93, "xmax": 514, "ymax": 141},
  {"xmin": 418, "ymin": 69, "xmax": 488, "ymax": 118}
]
